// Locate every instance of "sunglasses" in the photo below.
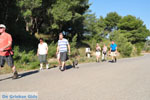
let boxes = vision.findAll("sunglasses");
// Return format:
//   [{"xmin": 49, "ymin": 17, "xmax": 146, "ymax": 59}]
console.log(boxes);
[{"xmin": 0, "ymin": 27, "xmax": 4, "ymax": 29}]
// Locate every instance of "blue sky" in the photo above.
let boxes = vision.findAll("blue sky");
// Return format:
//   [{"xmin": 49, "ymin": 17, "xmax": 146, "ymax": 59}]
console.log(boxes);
[{"xmin": 89, "ymin": 0, "xmax": 150, "ymax": 29}]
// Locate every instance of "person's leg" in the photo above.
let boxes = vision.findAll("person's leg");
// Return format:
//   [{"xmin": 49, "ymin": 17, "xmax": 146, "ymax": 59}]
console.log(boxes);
[
  {"xmin": 58, "ymin": 59, "xmax": 62, "ymax": 70},
  {"xmin": 46, "ymin": 63, "xmax": 49, "ymax": 69},
  {"xmin": 61, "ymin": 61, "xmax": 65, "ymax": 70},
  {"xmin": 57, "ymin": 53, "xmax": 61, "ymax": 68},
  {"xmin": 114, "ymin": 53, "xmax": 117, "ymax": 62},
  {"xmin": 96, "ymin": 55, "xmax": 98, "ymax": 62},
  {"xmin": 39, "ymin": 55, "xmax": 44, "ymax": 70},
  {"xmin": 98, "ymin": 56, "xmax": 100, "ymax": 62},
  {"xmin": 96, "ymin": 52, "xmax": 100, "ymax": 62},
  {"xmin": 60, "ymin": 52, "xmax": 67, "ymax": 71},
  {"xmin": 105, "ymin": 53, "xmax": 107, "ymax": 61},
  {"xmin": 6, "ymin": 56, "xmax": 18, "ymax": 79},
  {"xmin": 40, "ymin": 63, "xmax": 43, "ymax": 70},
  {"xmin": 111, "ymin": 52, "xmax": 114, "ymax": 62},
  {"xmin": 112, "ymin": 56, "xmax": 114, "ymax": 62},
  {"xmin": 60, "ymin": 52, "xmax": 64, "ymax": 71},
  {"xmin": 43, "ymin": 54, "xmax": 49, "ymax": 69},
  {"xmin": 0, "ymin": 56, "xmax": 3, "ymax": 71},
  {"xmin": 102, "ymin": 53, "xmax": 104, "ymax": 61},
  {"xmin": 114, "ymin": 56, "xmax": 117, "ymax": 62},
  {"xmin": 11, "ymin": 65, "xmax": 18, "ymax": 79}
]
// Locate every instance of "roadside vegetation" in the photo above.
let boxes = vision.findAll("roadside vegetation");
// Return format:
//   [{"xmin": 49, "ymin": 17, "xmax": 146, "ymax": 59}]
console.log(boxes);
[{"xmin": 0, "ymin": 0, "xmax": 150, "ymax": 74}]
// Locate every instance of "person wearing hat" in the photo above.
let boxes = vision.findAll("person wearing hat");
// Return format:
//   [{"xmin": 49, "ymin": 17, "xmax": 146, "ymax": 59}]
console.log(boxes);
[{"xmin": 0, "ymin": 24, "xmax": 18, "ymax": 79}]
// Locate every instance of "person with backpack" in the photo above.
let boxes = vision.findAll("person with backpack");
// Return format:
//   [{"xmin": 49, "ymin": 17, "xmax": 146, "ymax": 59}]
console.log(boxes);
[{"xmin": 0, "ymin": 24, "xmax": 18, "ymax": 79}]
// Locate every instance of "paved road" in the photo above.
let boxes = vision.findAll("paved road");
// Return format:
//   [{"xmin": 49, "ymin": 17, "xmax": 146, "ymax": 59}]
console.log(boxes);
[{"xmin": 0, "ymin": 54, "xmax": 150, "ymax": 100}]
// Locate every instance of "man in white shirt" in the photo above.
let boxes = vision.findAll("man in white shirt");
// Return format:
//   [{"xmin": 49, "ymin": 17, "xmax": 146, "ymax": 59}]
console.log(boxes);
[{"xmin": 37, "ymin": 38, "xmax": 49, "ymax": 70}]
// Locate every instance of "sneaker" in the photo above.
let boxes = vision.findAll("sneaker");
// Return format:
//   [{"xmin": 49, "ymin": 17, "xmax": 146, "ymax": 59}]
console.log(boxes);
[
  {"xmin": 46, "ymin": 64, "xmax": 50, "ymax": 69},
  {"xmin": 12, "ymin": 71, "xmax": 18, "ymax": 79},
  {"xmin": 60, "ymin": 67, "xmax": 65, "ymax": 71}
]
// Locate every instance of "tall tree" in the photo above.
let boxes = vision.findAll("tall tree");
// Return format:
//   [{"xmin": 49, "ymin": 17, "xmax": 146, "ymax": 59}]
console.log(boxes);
[
  {"xmin": 104, "ymin": 12, "xmax": 121, "ymax": 31},
  {"xmin": 118, "ymin": 15, "xmax": 149, "ymax": 44}
]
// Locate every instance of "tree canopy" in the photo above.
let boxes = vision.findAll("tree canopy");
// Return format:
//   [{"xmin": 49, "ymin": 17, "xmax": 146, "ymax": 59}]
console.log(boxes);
[{"xmin": 0, "ymin": 1, "xmax": 149, "ymax": 47}]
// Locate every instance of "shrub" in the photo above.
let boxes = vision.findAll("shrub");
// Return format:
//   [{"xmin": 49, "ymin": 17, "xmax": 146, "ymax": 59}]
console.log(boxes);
[
  {"xmin": 13, "ymin": 46, "xmax": 39, "ymax": 70},
  {"xmin": 135, "ymin": 42, "xmax": 144, "ymax": 55},
  {"xmin": 144, "ymin": 40, "xmax": 150, "ymax": 52},
  {"xmin": 48, "ymin": 41, "xmax": 57, "ymax": 58},
  {"xmin": 70, "ymin": 34, "xmax": 79, "ymax": 57},
  {"xmin": 110, "ymin": 30, "xmax": 133, "ymax": 57},
  {"xmin": 120, "ymin": 42, "xmax": 133, "ymax": 57}
]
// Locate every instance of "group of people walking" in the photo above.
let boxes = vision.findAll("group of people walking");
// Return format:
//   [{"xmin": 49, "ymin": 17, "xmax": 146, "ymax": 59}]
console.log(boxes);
[
  {"xmin": 0, "ymin": 24, "xmax": 117, "ymax": 79},
  {"xmin": 95, "ymin": 41, "xmax": 118, "ymax": 63},
  {"xmin": 36, "ymin": 33, "xmax": 70, "ymax": 71}
]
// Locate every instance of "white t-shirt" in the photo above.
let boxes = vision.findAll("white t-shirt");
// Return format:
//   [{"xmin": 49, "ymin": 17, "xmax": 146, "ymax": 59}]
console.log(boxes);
[{"xmin": 38, "ymin": 42, "xmax": 48, "ymax": 55}]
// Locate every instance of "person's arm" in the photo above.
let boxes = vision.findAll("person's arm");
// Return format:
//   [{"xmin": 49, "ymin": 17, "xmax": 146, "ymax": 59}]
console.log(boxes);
[
  {"xmin": 46, "ymin": 43, "xmax": 48, "ymax": 55},
  {"xmin": 68, "ymin": 44, "xmax": 70, "ymax": 55},
  {"xmin": 109, "ymin": 45, "xmax": 112, "ymax": 54},
  {"xmin": 0, "ymin": 41, "xmax": 12, "ymax": 52},
  {"xmin": 116, "ymin": 47, "xmax": 118, "ymax": 53},
  {"xmin": 37, "ymin": 48, "xmax": 39, "ymax": 56},
  {"xmin": 37, "ymin": 44, "xmax": 39, "ymax": 56},
  {"xmin": 110, "ymin": 47, "xmax": 112, "ymax": 52},
  {"xmin": 56, "ymin": 46, "xmax": 59, "ymax": 54},
  {"xmin": 4, "ymin": 41, "xmax": 12, "ymax": 49}
]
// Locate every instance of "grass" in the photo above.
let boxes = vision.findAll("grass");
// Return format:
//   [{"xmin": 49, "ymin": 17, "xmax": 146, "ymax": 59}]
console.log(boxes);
[{"xmin": 0, "ymin": 46, "xmax": 146, "ymax": 75}]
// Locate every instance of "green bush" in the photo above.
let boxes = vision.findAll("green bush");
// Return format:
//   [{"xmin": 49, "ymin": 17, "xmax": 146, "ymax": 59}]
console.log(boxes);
[
  {"xmin": 110, "ymin": 30, "xmax": 133, "ymax": 57},
  {"xmin": 135, "ymin": 43, "xmax": 144, "ymax": 55},
  {"xmin": 48, "ymin": 41, "xmax": 57, "ymax": 58},
  {"xmin": 144, "ymin": 40, "xmax": 150, "ymax": 52},
  {"xmin": 135, "ymin": 45, "xmax": 142, "ymax": 55},
  {"xmin": 120, "ymin": 42, "xmax": 133, "ymax": 57},
  {"xmin": 70, "ymin": 34, "xmax": 79, "ymax": 57},
  {"xmin": 13, "ymin": 46, "xmax": 39, "ymax": 70}
]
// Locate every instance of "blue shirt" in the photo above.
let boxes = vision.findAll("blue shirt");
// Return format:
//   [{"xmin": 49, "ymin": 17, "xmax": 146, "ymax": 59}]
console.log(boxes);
[
  {"xmin": 58, "ymin": 38, "xmax": 69, "ymax": 52},
  {"xmin": 110, "ymin": 44, "xmax": 117, "ymax": 51}
]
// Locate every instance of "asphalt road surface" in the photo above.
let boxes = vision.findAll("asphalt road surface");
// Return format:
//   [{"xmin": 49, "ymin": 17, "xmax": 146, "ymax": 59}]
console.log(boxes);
[{"xmin": 0, "ymin": 54, "xmax": 150, "ymax": 100}]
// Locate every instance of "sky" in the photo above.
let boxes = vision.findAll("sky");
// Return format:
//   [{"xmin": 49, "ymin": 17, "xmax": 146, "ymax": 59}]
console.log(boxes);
[{"xmin": 89, "ymin": 0, "xmax": 150, "ymax": 29}]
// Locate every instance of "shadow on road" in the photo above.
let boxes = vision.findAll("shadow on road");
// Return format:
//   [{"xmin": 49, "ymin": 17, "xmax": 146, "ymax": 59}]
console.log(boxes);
[
  {"xmin": 65, "ymin": 65, "xmax": 79, "ymax": 70},
  {"xmin": 19, "ymin": 70, "xmax": 39, "ymax": 79},
  {"xmin": 0, "ymin": 76, "xmax": 12, "ymax": 81},
  {"xmin": 0, "ymin": 70, "xmax": 39, "ymax": 81},
  {"xmin": 108, "ymin": 60, "xmax": 116, "ymax": 63}
]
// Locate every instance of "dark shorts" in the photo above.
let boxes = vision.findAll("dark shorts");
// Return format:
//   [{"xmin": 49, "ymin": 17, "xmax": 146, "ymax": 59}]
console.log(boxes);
[
  {"xmin": 60, "ymin": 52, "xmax": 68, "ymax": 62},
  {"xmin": 38, "ymin": 54, "xmax": 47, "ymax": 63},
  {"xmin": 103, "ymin": 52, "xmax": 107, "ymax": 55},
  {"xmin": 0, "ymin": 55, "xmax": 14, "ymax": 67}
]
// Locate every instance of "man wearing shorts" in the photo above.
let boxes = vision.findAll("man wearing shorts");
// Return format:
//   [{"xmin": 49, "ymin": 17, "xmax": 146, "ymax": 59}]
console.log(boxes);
[
  {"xmin": 56, "ymin": 33, "xmax": 70, "ymax": 71},
  {"xmin": 37, "ymin": 38, "xmax": 49, "ymax": 70},
  {"xmin": 110, "ymin": 41, "xmax": 117, "ymax": 63},
  {"xmin": 0, "ymin": 24, "xmax": 18, "ymax": 79}
]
